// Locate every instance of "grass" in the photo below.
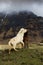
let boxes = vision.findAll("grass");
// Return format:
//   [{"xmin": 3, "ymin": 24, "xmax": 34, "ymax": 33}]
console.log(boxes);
[
  {"xmin": 29, "ymin": 44, "xmax": 43, "ymax": 50},
  {"xmin": 0, "ymin": 46, "xmax": 43, "ymax": 65}
]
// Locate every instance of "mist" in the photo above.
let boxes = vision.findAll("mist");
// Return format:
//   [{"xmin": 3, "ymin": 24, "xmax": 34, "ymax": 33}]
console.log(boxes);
[{"xmin": 0, "ymin": 0, "xmax": 43, "ymax": 16}]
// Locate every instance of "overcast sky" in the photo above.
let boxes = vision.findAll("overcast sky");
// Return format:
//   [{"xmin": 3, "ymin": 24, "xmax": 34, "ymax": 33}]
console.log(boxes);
[{"xmin": 0, "ymin": 0, "xmax": 43, "ymax": 16}]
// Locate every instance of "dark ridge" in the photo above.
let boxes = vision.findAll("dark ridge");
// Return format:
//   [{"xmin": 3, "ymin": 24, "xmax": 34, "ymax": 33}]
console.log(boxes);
[{"xmin": 0, "ymin": 11, "xmax": 43, "ymax": 43}]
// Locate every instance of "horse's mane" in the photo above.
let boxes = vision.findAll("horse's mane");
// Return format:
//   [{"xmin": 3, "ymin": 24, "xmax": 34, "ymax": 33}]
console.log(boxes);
[{"xmin": 16, "ymin": 28, "xmax": 24, "ymax": 36}]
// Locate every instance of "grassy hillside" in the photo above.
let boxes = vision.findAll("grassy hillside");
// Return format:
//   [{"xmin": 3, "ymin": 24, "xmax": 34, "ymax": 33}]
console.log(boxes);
[
  {"xmin": 0, "ymin": 47, "xmax": 43, "ymax": 65},
  {"xmin": 0, "ymin": 11, "xmax": 43, "ymax": 65}
]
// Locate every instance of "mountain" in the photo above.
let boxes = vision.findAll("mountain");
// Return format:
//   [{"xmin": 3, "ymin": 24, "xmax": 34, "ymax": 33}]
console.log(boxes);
[{"xmin": 0, "ymin": 11, "xmax": 43, "ymax": 43}]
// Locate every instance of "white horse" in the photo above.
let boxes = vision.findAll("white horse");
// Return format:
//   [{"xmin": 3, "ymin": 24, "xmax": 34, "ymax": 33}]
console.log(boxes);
[{"xmin": 8, "ymin": 28, "xmax": 27, "ymax": 54}]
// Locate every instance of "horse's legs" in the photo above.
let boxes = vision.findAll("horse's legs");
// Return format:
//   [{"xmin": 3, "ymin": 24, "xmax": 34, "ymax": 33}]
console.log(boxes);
[
  {"xmin": 21, "ymin": 41, "xmax": 24, "ymax": 47},
  {"xmin": 13, "ymin": 44, "xmax": 18, "ymax": 51},
  {"xmin": 14, "ymin": 48, "xmax": 18, "ymax": 51}
]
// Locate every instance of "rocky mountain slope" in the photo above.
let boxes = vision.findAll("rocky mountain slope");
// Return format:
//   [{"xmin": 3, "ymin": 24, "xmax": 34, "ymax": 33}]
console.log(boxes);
[{"xmin": 0, "ymin": 11, "xmax": 43, "ymax": 43}]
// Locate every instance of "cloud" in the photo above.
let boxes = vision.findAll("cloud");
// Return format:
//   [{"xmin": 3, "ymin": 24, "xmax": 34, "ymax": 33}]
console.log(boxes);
[{"xmin": 0, "ymin": 0, "xmax": 43, "ymax": 16}]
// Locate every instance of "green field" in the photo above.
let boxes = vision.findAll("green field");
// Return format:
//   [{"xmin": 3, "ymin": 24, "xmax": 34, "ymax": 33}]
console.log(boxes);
[{"xmin": 0, "ymin": 44, "xmax": 43, "ymax": 65}]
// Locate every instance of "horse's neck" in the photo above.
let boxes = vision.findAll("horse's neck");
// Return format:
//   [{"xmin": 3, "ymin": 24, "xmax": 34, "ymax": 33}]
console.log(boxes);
[
  {"xmin": 16, "ymin": 30, "xmax": 22, "ymax": 36},
  {"xmin": 17, "ymin": 32, "xmax": 24, "ymax": 38}
]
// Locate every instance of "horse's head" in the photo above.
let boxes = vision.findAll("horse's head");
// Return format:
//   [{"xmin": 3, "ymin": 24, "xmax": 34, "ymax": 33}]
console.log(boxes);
[{"xmin": 20, "ymin": 28, "xmax": 27, "ymax": 34}]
